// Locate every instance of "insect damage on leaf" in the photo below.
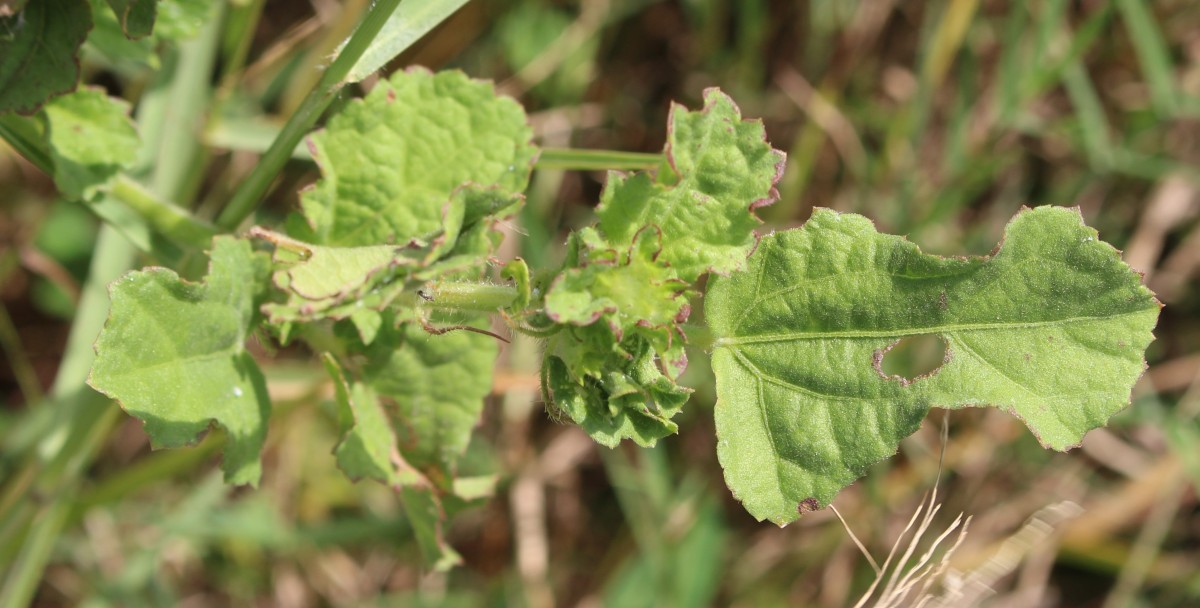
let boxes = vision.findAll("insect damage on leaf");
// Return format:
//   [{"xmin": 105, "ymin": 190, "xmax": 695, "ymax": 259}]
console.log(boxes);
[{"xmin": 706, "ymin": 206, "xmax": 1160, "ymax": 525}]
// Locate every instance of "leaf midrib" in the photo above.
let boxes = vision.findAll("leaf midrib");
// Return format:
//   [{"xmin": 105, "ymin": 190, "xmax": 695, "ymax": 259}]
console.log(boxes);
[{"xmin": 714, "ymin": 308, "xmax": 1151, "ymax": 346}]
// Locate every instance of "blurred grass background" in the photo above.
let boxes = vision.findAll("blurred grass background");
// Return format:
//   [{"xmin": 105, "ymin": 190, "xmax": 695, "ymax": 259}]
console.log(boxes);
[{"xmin": 3, "ymin": 0, "xmax": 1200, "ymax": 605}]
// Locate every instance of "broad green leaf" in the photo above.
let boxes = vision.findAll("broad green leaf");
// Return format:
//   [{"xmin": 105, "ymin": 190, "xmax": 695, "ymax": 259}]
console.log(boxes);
[
  {"xmin": 105, "ymin": 0, "xmax": 155, "ymax": 38},
  {"xmin": 90, "ymin": 237, "xmax": 274, "ymax": 485},
  {"xmin": 323, "ymin": 354, "xmax": 423, "ymax": 486},
  {"xmin": 344, "ymin": 0, "xmax": 470, "ymax": 83},
  {"xmin": 362, "ymin": 321, "xmax": 498, "ymax": 486},
  {"xmin": 298, "ymin": 68, "xmax": 536, "ymax": 247},
  {"xmin": 42, "ymin": 87, "xmax": 139, "ymax": 199},
  {"xmin": 595, "ymin": 88, "xmax": 785, "ymax": 282},
  {"xmin": 706, "ymin": 207, "xmax": 1160, "ymax": 524},
  {"xmin": 0, "ymin": 0, "xmax": 91, "ymax": 114}
]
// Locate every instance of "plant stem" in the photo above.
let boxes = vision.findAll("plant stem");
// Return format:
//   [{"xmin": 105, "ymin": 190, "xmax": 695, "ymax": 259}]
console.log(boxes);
[
  {"xmin": 421, "ymin": 281, "xmax": 520, "ymax": 312},
  {"xmin": 108, "ymin": 175, "xmax": 218, "ymax": 248},
  {"xmin": 536, "ymin": 147, "xmax": 661, "ymax": 171},
  {"xmin": 215, "ymin": 0, "xmax": 404, "ymax": 231}
]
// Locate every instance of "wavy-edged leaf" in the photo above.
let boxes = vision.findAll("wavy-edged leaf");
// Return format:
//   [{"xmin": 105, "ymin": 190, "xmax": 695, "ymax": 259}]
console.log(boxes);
[
  {"xmin": 545, "ymin": 227, "xmax": 688, "ymax": 336},
  {"xmin": 706, "ymin": 206, "xmax": 1160, "ymax": 524},
  {"xmin": 362, "ymin": 321, "xmax": 498, "ymax": 487},
  {"xmin": 0, "ymin": 0, "xmax": 90, "ymax": 114},
  {"xmin": 298, "ymin": 68, "xmax": 536, "ymax": 247},
  {"xmin": 595, "ymin": 88, "xmax": 785, "ymax": 282},
  {"xmin": 42, "ymin": 87, "xmax": 139, "ymax": 199},
  {"xmin": 89, "ymin": 237, "xmax": 274, "ymax": 485}
]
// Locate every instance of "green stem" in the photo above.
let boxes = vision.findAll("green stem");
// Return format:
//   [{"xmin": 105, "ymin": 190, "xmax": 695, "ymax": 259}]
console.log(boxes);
[
  {"xmin": 536, "ymin": 147, "xmax": 661, "ymax": 171},
  {"xmin": 108, "ymin": 175, "xmax": 218, "ymax": 248},
  {"xmin": 421, "ymin": 281, "xmax": 519, "ymax": 312},
  {"xmin": 0, "ymin": 501, "xmax": 70, "ymax": 607},
  {"xmin": 215, "ymin": 0, "xmax": 404, "ymax": 230}
]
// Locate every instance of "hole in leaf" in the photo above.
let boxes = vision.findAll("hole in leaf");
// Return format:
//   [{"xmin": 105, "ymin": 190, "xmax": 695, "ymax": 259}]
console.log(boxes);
[{"xmin": 878, "ymin": 334, "xmax": 947, "ymax": 384}]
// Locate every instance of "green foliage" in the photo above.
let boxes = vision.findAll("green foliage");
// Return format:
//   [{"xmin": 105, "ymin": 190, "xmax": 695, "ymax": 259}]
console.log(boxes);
[
  {"xmin": 77, "ymin": 67, "xmax": 1158, "ymax": 545},
  {"xmin": 42, "ymin": 87, "xmax": 139, "ymax": 199},
  {"xmin": 295, "ymin": 68, "xmax": 536, "ymax": 247},
  {"xmin": 1, "ymin": 2, "xmax": 1161, "ymax": 574},
  {"xmin": 596, "ymin": 88, "xmax": 785, "ymax": 282},
  {"xmin": 706, "ymin": 207, "xmax": 1161, "ymax": 524},
  {"xmin": 89, "ymin": 237, "xmax": 273, "ymax": 485},
  {"xmin": 0, "ymin": 0, "xmax": 90, "ymax": 114}
]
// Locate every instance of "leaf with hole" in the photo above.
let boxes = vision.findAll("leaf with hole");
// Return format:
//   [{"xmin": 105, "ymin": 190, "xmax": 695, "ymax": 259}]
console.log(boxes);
[{"xmin": 706, "ymin": 206, "xmax": 1160, "ymax": 524}]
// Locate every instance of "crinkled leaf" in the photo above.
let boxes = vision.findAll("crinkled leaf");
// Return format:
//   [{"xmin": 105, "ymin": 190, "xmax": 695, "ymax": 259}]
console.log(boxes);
[
  {"xmin": 362, "ymin": 321, "xmax": 498, "ymax": 487},
  {"xmin": 0, "ymin": 0, "xmax": 90, "ymax": 114},
  {"xmin": 298, "ymin": 68, "xmax": 535, "ymax": 247},
  {"xmin": 706, "ymin": 207, "xmax": 1160, "ymax": 524},
  {"xmin": 545, "ymin": 330, "xmax": 691, "ymax": 448},
  {"xmin": 344, "ymin": 0, "xmax": 470, "ymax": 83},
  {"xmin": 545, "ymin": 227, "xmax": 688, "ymax": 336},
  {"xmin": 42, "ymin": 87, "xmax": 139, "ymax": 199},
  {"xmin": 105, "ymin": 0, "xmax": 155, "ymax": 38},
  {"xmin": 89, "ymin": 237, "xmax": 274, "ymax": 485},
  {"xmin": 252, "ymin": 228, "xmax": 418, "ymax": 325},
  {"xmin": 596, "ymin": 88, "xmax": 785, "ymax": 282},
  {"xmin": 323, "ymin": 354, "xmax": 424, "ymax": 486}
]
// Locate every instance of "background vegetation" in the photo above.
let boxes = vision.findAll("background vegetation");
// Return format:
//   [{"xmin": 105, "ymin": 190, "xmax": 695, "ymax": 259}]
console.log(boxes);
[{"xmin": 2, "ymin": 0, "xmax": 1199, "ymax": 605}]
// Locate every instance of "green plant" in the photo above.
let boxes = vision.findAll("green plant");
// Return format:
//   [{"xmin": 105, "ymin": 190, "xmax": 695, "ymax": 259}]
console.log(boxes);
[{"xmin": 0, "ymin": 0, "xmax": 1162, "ymax": 590}]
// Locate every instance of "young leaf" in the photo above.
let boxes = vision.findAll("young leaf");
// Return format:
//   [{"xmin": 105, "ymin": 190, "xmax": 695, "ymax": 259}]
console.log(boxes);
[
  {"xmin": 0, "ymin": 0, "xmax": 91, "ymax": 114},
  {"xmin": 595, "ymin": 88, "xmax": 785, "ymax": 282},
  {"xmin": 89, "ymin": 237, "xmax": 274, "ymax": 486},
  {"xmin": 297, "ymin": 68, "xmax": 536, "ymax": 248},
  {"xmin": 545, "ymin": 227, "xmax": 689, "ymax": 336},
  {"xmin": 42, "ymin": 87, "xmax": 139, "ymax": 200},
  {"xmin": 706, "ymin": 206, "xmax": 1160, "ymax": 525}
]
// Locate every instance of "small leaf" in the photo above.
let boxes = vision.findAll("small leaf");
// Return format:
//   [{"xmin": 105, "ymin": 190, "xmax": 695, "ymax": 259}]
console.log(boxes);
[
  {"xmin": 596, "ymin": 88, "xmax": 785, "ymax": 282},
  {"xmin": 252, "ymin": 227, "xmax": 418, "ymax": 325},
  {"xmin": 545, "ymin": 227, "xmax": 689, "ymax": 335},
  {"xmin": 323, "ymin": 354, "xmax": 423, "ymax": 486},
  {"xmin": 545, "ymin": 329, "xmax": 691, "ymax": 448},
  {"xmin": 90, "ymin": 237, "xmax": 274, "ymax": 485},
  {"xmin": 0, "ymin": 0, "xmax": 91, "ymax": 114},
  {"xmin": 42, "ymin": 87, "xmax": 140, "ymax": 199},
  {"xmin": 299, "ymin": 68, "xmax": 536, "ymax": 247},
  {"xmin": 706, "ymin": 206, "xmax": 1161, "ymax": 524}
]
